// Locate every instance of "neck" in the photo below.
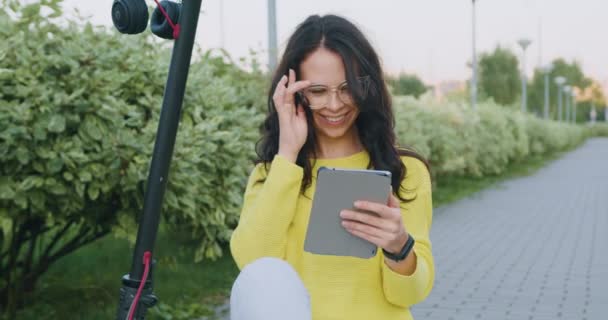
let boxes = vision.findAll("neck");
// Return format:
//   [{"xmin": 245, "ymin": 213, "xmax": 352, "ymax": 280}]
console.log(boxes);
[{"xmin": 315, "ymin": 129, "xmax": 363, "ymax": 159}]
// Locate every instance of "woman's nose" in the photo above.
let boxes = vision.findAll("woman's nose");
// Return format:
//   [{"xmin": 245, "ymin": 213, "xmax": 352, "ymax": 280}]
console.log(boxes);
[{"xmin": 326, "ymin": 90, "xmax": 344, "ymax": 111}]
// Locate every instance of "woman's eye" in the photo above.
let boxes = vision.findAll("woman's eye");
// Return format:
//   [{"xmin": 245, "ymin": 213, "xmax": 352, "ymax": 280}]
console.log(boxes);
[
  {"xmin": 308, "ymin": 88, "xmax": 327, "ymax": 95},
  {"xmin": 339, "ymin": 85, "xmax": 351, "ymax": 94}
]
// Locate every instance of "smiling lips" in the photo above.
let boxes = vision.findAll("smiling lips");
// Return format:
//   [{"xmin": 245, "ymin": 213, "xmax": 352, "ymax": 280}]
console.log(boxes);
[{"xmin": 320, "ymin": 111, "xmax": 350, "ymax": 125}]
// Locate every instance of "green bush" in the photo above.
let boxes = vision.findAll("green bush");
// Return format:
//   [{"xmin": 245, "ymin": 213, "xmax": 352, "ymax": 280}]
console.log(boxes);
[
  {"xmin": 0, "ymin": 0, "xmax": 265, "ymax": 313},
  {"xmin": 393, "ymin": 95, "xmax": 588, "ymax": 180},
  {"xmin": 588, "ymin": 123, "xmax": 608, "ymax": 137}
]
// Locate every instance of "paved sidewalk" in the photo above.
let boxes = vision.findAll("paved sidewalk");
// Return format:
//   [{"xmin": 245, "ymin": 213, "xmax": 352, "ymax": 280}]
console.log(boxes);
[{"xmin": 411, "ymin": 138, "xmax": 608, "ymax": 320}]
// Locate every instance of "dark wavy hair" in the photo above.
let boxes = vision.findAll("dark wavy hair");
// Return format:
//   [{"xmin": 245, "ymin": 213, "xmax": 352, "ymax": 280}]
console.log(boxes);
[{"xmin": 254, "ymin": 14, "xmax": 430, "ymax": 202}]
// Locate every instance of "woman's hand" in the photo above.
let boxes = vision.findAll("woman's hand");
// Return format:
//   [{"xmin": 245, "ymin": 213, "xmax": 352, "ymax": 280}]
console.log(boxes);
[
  {"xmin": 340, "ymin": 192, "xmax": 409, "ymax": 254},
  {"xmin": 273, "ymin": 69, "xmax": 311, "ymax": 162}
]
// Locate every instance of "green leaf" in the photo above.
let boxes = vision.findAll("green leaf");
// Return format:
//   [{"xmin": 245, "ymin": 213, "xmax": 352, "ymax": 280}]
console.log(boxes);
[
  {"xmin": 48, "ymin": 183, "xmax": 67, "ymax": 195},
  {"xmin": 0, "ymin": 184, "xmax": 16, "ymax": 200},
  {"xmin": 63, "ymin": 171, "xmax": 74, "ymax": 181},
  {"xmin": 79, "ymin": 171, "xmax": 92, "ymax": 182},
  {"xmin": 8, "ymin": 0, "xmax": 19, "ymax": 13},
  {"xmin": 75, "ymin": 182, "xmax": 85, "ymax": 198},
  {"xmin": 0, "ymin": 68, "xmax": 15, "ymax": 81},
  {"xmin": 85, "ymin": 118, "xmax": 102, "ymax": 141},
  {"xmin": 33, "ymin": 124, "xmax": 47, "ymax": 140},
  {"xmin": 47, "ymin": 157, "xmax": 64, "ymax": 174},
  {"xmin": 88, "ymin": 185, "xmax": 99, "ymax": 200},
  {"xmin": 21, "ymin": 3, "xmax": 41, "ymax": 19},
  {"xmin": 32, "ymin": 161, "xmax": 45, "ymax": 173},
  {"xmin": 0, "ymin": 215, "xmax": 12, "ymax": 237},
  {"xmin": 14, "ymin": 194, "xmax": 28, "ymax": 209},
  {"xmin": 16, "ymin": 147, "xmax": 30, "ymax": 165},
  {"xmin": 48, "ymin": 115, "xmax": 66, "ymax": 133},
  {"xmin": 29, "ymin": 190, "xmax": 46, "ymax": 210},
  {"xmin": 18, "ymin": 176, "xmax": 44, "ymax": 191}
]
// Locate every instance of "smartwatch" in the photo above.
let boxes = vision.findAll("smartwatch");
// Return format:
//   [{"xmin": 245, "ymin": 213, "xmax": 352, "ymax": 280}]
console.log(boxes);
[{"xmin": 382, "ymin": 233, "xmax": 415, "ymax": 262}]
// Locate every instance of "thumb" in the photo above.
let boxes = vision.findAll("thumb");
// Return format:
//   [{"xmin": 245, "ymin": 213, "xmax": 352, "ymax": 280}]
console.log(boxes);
[{"xmin": 387, "ymin": 186, "xmax": 400, "ymax": 208}]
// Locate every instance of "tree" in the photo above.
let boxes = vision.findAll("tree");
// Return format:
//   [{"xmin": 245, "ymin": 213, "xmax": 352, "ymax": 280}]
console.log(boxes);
[
  {"xmin": 527, "ymin": 58, "xmax": 593, "ymax": 120},
  {"xmin": 478, "ymin": 46, "xmax": 521, "ymax": 105},
  {"xmin": 388, "ymin": 73, "xmax": 428, "ymax": 98},
  {"xmin": 0, "ymin": 0, "xmax": 265, "ymax": 315},
  {"xmin": 572, "ymin": 81, "xmax": 606, "ymax": 122}
]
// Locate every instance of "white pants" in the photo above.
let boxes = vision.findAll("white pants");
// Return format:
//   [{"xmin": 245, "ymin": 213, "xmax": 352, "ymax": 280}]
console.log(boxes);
[{"xmin": 230, "ymin": 257, "xmax": 312, "ymax": 320}]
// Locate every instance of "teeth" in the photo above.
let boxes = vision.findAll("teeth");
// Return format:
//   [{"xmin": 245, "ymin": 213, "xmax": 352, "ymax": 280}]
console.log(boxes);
[{"xmin": 323, "ymin": 115, "xmax": 345, "ymax": 122}]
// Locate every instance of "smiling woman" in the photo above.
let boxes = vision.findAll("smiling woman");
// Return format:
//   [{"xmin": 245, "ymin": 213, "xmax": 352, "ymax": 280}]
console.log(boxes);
[{"xmin": 229, "ymin": 14, "xmax": 435, "ymax": 320}]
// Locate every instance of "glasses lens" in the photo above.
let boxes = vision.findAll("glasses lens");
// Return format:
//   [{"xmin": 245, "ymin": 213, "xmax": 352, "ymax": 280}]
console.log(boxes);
[
  {"xmin": 338, "ymin": 83, "xmax": 354, "ymax": 105},
  {"xmin": 302, "ymin": 87, "xmax": 328, "ymax": 109}
]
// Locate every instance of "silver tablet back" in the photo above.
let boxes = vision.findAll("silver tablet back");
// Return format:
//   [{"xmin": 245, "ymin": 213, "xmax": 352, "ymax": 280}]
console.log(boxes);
[{"xmin": 304, "ymin": 167, "xmax": 391, "ymax": 259}]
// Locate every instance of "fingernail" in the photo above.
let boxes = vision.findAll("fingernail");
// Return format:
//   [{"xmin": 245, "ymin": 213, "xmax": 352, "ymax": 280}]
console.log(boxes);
[{"xmin": 354, "ymin": 201, "xmax": 361, "ymax": 207}]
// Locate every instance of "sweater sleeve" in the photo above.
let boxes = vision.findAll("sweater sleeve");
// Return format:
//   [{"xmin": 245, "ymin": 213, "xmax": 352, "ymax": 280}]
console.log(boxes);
[
  {"xmin": 381, "ymin": 157, "xmax": 435, "ymax": 308},
  {"xmin": 230, "ymin": 154, "xmax": 304, "ymax": 270}
]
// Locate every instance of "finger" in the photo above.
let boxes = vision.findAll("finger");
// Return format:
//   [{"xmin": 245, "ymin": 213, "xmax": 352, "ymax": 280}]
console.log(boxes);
[
  {"xmin": 340, "ymin": 209, "xmax": 392, "ymax": 231},
  {"xmin": 288, "ymin": 80, "xmax": 312, "ymax": 95},
  {"xmin": 283, "ymin": 69, "xmax": 296, "ymax": 106},
  {"xmin": 342, "ymin": 220, "xmax": 387, "ymax": 240},
  {"xmin": 354, "ymin": 200, "xmax": 394, "ymax": 219},
  {"xmin": 284, "ymin": 70, "xmax": 310, "ymax": 104},
  {"xmin": 344, "ymin": 225, "xmax": 385, "ymax": 248},
  {"xmin": 273, "ymin": 75, "xmax": 288, "ymax": 104},
  {"xmin": 288, "ymin": 68, "xmax": 295, "ymax": 88}
]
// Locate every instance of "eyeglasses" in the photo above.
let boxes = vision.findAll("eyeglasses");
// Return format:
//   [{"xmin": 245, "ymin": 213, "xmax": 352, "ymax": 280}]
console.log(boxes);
[{"xmin": 297, "ymin": 76, "xmax": 370, "ymax": 110}]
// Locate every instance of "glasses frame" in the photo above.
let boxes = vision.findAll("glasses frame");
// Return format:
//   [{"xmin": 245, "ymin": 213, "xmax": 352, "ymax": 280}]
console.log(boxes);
[{"xmin": 297, "ymin": 76, "xmax": 371, "ymax": 110}]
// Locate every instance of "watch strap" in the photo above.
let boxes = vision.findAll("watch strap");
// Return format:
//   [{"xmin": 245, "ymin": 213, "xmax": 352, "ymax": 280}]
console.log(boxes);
[{"xmin": 382, "ymin": 233, "xmax": 415, "ymax": 262}]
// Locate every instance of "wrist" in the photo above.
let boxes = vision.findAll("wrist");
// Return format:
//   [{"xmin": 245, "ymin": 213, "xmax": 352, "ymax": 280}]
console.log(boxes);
[
  {"xmin": 277, "ymin": 150, "xmax": 298, "ymax": 163},
  {"xmin": 383, "ymin": 233, "xmax": 415, "ymax": 262},
  {"xmin": 387, "ymin": 232, "xmax": 409, "ymax": 254}
]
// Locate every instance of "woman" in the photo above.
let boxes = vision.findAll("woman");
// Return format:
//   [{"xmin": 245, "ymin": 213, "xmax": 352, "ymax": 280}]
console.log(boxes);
[{"xmin": 230, "ymin": 14, "xmax": 434, "ymax": 320}]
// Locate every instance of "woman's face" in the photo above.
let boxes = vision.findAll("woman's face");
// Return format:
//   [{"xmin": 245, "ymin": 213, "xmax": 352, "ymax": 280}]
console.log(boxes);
[{"xmin": 299, "ymin": 48, "xmax": 360, "ymax": 142}]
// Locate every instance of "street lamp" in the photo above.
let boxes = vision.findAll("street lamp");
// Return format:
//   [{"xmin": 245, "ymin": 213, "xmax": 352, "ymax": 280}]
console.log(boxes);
[
  {"xmin": 563, "ymin": 85, "xmax": 571, "ymax": 123},
  {"xmin": 219, "ymin": 0, "xmax": 225, "ymax": 48},
  {"xmin": 554, "ymin": 76, "xmax": 566, "ymax": 122},
  {"xmin": 470, "ymin": 0, "xmax": 478, "ymax": 111},
  {"xmin": 542, "ymin": 64, "xmax": 553, "ymax": 120},
  {"xmin": 571, "ymin": 90, "xmax": 577, "ymax": 123},
  {"xmin": 267, "ymin": 0, "xmax": 278, "ymax": 72},
  {"xmin": 517, "ymin": 39, "xmax": 532, "ymax": 113}
]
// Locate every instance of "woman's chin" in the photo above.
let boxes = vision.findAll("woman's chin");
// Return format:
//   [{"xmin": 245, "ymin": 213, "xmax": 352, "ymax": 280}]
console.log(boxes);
[{"xmin": 313, "ymin": 121, "xmax": 357, "ymax": 140}]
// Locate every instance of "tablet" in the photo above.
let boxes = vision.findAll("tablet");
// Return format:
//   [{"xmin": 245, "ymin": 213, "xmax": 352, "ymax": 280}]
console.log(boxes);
[{"xmin": 304, "ymin": 166, "xmax": 392, "ymax": 259}]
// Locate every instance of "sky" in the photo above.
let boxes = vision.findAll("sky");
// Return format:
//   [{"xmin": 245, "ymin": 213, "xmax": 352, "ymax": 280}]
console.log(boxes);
[{"xmin": 59, "ymin": 0, "xmax": 607, "ymax": 87}]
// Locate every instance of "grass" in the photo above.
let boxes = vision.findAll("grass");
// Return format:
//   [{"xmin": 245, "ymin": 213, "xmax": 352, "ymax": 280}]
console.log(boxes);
[
  {"xmin": 15, "ymin": 229, "xmax": 239, "ymax": 320},
  {"xmin": 14, "ymin": 148, "xmax": 573, "ymax": 319}
]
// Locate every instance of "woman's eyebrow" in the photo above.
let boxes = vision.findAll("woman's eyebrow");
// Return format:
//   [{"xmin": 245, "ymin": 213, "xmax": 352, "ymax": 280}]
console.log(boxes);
[{"xmin": 308, "ymin": 80, "xmax": 348, "ymax": 87}]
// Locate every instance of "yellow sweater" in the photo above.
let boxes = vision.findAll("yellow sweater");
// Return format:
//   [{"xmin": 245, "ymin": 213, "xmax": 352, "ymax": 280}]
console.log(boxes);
[{"xmin": 230, "ymin": 150, "xmax": 435, "ymax": 320}]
